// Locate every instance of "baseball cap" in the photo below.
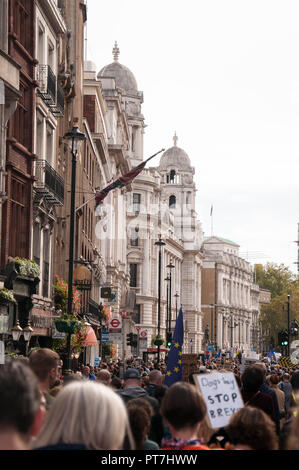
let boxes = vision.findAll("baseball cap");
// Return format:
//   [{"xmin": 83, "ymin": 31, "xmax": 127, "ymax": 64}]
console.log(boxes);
[{"xmin": 124, "ymin": 368, "xmax": 141, "ymax": 380}]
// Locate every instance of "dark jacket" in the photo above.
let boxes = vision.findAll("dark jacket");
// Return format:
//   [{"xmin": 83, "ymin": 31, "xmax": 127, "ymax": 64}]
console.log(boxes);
[
  {"xmin": 242, "ymin": 390, "xmax": 276, "ymax": 423},
  {"xmin": 260, "ymin": 383, "xmax": 280, "ymax": 435},
  {"xmin": 117, "ymin": 386, "xmax": 163, "ymax": 445}
]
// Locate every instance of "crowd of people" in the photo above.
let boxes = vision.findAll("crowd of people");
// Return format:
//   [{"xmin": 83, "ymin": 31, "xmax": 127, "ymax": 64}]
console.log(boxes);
[{"xmin": 1, "ymin": 348, "xmax": 299, "ymax": 451}]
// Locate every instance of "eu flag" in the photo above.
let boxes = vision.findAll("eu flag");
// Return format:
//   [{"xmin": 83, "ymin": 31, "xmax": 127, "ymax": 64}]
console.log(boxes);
[{"xmin": 164, "ymin": 306, "xmax": 184, "ymax": 387}]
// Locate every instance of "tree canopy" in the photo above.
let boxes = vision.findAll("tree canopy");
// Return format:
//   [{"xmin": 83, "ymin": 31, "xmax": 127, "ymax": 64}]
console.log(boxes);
[{"xmin": 256, "ymin": 263, "xmax": 299, "ymax": 348}]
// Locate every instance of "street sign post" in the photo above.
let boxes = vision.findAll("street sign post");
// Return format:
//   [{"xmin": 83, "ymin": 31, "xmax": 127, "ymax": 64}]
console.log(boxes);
[
  {"xmin": 101, "ymin": 331, "xmax": 110, "ymax": 343},
  {"xmin": 108, "ymin": 317, "xmax": 122, "ymax": 331}
]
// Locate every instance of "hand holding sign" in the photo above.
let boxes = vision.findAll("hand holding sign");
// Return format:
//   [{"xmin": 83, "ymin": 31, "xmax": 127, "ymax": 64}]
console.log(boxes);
[{"xmin": 193, "ymin": 371, "xmax": 244, "ymax": 429}]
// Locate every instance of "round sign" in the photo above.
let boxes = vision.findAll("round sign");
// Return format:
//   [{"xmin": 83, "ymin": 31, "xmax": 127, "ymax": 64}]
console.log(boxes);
[
  {"xmin": 140, "ymin": 330, "xmax": 147, "ymax": 339},
  {"xmin": 110, "ymin": 318, "xmax": 121, "ymax": 328},
  {"xmin": 120, "ymin": 310, "xmax": 128, "ymax": 319}
]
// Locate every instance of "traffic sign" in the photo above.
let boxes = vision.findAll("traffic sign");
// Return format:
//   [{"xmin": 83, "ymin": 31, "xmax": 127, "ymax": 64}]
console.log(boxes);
[
  {"xmin": 135, "ymin": 325, "xmax": 142, "ymax": 333},
  {"xmin": 101, "ymin": 332, "xmax": 110, "ymax": 343},
  {"xmin": 120, "ymin": 310, "xmax": 128, "ymax": 319},
  {"xmin": 108, "ymin": 317, "xmax": 122, "ymax": 330},
  {"xmin": 140, "ymin": 330, "xmax": 147, "ymax": 339}
]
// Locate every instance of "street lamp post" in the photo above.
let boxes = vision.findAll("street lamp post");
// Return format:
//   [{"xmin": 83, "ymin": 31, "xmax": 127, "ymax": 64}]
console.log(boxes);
[
  {"xmin": 155, "ymin": 234, "xmax": 165, "ymax": 363},
  {"xmin": 174, "ymin": 292, "xmax": 180, "ymax": 319},
  {"xmin": 228, "ymin": 313, "xmax": 238, "ymax": 353},
  {"xmin": 166, "ymin": 258, "xmax": 175, "ymax": 335},
  {"xmin": 63, "ymin": 119, "xmax": 86, "ymax": 370},
  {"xmin": 165, "ymin": 273, "xmax": 170, "ymax": 339}
]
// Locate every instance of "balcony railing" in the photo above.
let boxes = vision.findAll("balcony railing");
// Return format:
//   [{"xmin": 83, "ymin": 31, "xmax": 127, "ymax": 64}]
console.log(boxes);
[
  {"xmin": 35, "ymin": 160, "xmax": 64, "ymax": 205},
  {"xmin": 37, "ymin": 64, "xmax": 64, "ymax": 116},
  {"xmin": 50, "ymin": 81, "xmax": 64, "ymax": 117},
  {"xmin": 37, "ymin": 65, "xmax": 56, "ymax": 105}
]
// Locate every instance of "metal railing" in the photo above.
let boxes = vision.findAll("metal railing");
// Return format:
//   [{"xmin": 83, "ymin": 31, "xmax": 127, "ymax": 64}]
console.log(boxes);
[
  {"xmin": 35, "ymin": 159, "xmax": 64, "ymax": 205},
  {"xmin": 37, "ymin": 65, "xmax": 56, "ymax": 105},
  {"xmin": 37, "ymin": 64, "xmax": 64, "ymax": 116},
  {"xmin": 50, "ymin": 81, "xmax": 64, "ymax": 116}
]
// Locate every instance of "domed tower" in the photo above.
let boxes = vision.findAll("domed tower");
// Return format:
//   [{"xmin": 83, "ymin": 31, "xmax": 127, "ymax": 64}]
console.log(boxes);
[
  {"xmin": 97, "ymin": 42, "xmax": 145, "ymax": 165},
  {"xmin": 158, "ymin": 133, "xmax": 202, "ymax": 249}
]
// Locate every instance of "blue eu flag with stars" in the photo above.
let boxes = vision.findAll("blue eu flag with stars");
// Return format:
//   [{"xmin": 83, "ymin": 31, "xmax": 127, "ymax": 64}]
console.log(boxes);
[{"xmin": 164, "ymin": 306, "xmax": 184, "ymax": 387}]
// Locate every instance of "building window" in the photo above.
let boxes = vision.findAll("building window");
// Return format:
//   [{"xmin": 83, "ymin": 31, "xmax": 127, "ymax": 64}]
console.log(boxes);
[
  {"xmin": 130, "ymin": 227, "xmax": 139, "ymax": 246},
  {"xmin": 13, "ymin": 82, "xmax": 31, "ymax": 149},
  {"xmin": 42, "ymin": 229, "xmax": 50, "ymax": 298},
  {"xmin": 132, "ymin": 305, "xmax": 140, "ymax": 325},
  {"xmin": 33, "ymin": 222, "xmax": 41, "ymax": 266},
  {"xmin": 9, "ymin": 177, "xmax": 29, "ymax": 258},
  {"xmin": 169, "ymin": 195, "xmax": 176, "ymax": 209},
  {"xmin": 130, "ymin": 263, "xmax": 138, "ymax": 287},
  {"xmin": 14, "ymin": 0, "xmax": 32, "ymax": 53},
  {"xmin": 133, "ymin": 193, "xmax": 141, "ymax": 213},
  {"xmin": 170, "ymin": 170, "xmax": 176, "ymax": 183}
]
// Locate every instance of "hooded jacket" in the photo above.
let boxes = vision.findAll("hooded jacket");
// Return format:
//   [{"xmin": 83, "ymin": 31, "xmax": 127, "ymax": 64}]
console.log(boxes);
[{"xmin": 117, "ymin": 386, "xmax": 163, "ymax": 445}]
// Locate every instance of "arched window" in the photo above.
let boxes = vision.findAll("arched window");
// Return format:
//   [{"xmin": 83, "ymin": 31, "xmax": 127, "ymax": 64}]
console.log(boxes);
[
  {"xmin": 170, "ymin": 170, "xmax": 176, "ymax": 183},
  {"xmin": 169, "ymin": 195, "xmax": 176, "ymax": 209}
]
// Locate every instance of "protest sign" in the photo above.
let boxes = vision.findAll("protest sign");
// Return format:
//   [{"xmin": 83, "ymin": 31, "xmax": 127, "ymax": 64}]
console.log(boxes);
[{"xmin": 194, "ymin": 371, "xmax": 244, "ymax": 429}]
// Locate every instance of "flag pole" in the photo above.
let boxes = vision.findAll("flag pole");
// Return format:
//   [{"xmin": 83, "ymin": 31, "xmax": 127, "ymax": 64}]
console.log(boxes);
[{"xmin": 144, "ymin": 148, "xmax": 165, "ymax": 164}]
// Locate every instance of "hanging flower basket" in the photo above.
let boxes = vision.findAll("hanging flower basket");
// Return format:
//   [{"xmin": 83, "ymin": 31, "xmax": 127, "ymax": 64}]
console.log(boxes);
[
  {"xmin": 152, "ymin": 335, "xmax": 164, "ymax": 346},
  {"xmin": 0, "ymin": 288, "xmax": 17, "ymax": 304},
  {"xmin": 13, "ymin": 257, "xmax": 40, "ymax": 278},
  {"xmin": 54, "ymin": 317, "xmax": 83, "ymax": 334}
]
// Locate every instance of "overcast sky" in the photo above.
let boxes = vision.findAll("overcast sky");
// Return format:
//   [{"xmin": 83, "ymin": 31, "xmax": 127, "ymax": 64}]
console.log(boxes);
[{"xmin": 86, "ymin": 0, "xmax": 299, "ymax": 274}]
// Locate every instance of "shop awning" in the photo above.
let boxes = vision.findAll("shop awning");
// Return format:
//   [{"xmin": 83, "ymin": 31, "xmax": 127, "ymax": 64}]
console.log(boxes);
[{"xmin": 82, "ymin": 326, "xmax": 98, "ymax": 346}]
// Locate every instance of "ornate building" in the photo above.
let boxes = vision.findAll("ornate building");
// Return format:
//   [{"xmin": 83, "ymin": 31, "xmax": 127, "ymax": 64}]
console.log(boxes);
[
  {"xmin": 97, "ymin": 44, "xmax": 205, "ymax": 356},
  {"xmin": 201, "ymin": 236, "xmax": 264, "ymax": 355}
]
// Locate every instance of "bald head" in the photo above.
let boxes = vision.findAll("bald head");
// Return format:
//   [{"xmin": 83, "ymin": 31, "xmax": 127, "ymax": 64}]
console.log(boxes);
[{"xmin": 148, "ymin": 369, "xmax": 163, "ymax": 385}]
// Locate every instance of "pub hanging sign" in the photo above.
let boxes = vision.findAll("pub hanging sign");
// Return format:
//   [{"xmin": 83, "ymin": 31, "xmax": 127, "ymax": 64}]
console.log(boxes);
[{"xmin": 73, "ymin": 265, "xmax": 92, "ymax": 291}]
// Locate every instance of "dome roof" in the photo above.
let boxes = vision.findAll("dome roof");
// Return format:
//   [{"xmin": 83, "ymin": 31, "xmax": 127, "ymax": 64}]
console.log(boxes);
[
  {"xmin": 159, "ymin": 133, "xmax": 191, "ymax": 170},
  {"xmin": 97, "ymin": 42, "xmax": 138, "ymax": 95}
]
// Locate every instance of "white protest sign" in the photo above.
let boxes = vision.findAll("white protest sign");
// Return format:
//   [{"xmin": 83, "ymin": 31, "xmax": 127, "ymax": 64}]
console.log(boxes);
[{"xmin": 194, "ymin": 371, "xmax": 244, "ymax": 429}]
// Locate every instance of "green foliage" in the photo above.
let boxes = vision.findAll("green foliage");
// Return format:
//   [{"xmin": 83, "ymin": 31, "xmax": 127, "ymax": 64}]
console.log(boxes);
[
  {"xmin": 0, "ymin": 288, "xmax": 16, "ymax": 303},
  {"xmin": 255, "ymin": 262, "xmax": 296, "ymax": 298},
  {"xmin": 259, "ymin": 276, "xmax": 299, "ymax": 347},
  {"xmin": 14, "ymin": 257, "xmax": 40, "ymax": 278},
  {"xmin": 53, "ymin": 275, "xmax": 81, "ymax": 313},
  {"xmin": 102, "ymin": 343, "xmax": 112, "ymax": 357}
]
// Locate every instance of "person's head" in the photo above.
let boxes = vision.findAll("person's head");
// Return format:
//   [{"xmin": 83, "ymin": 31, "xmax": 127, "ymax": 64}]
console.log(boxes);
[
  {"xmin": 96, "ymin": 369, "xmax": 112, "ymax": 386},
  {"xmin": 241, "ymin": 365, "xmax": 264, "ymax": 395},
  {"xmin": 82, "ymin": 366, "xmax": 90, "ymax": 377},
  {"xmin": 227, "ymin": 406, "xmax": 278, "ymax": 450},
  {"xmin": 269, "ymin": 374, "xmax": 279, "ymax": 387},
  {"xmin": 33, "ymin": 381, "xmax": 133, "ymax": 450},
  {"xmin": 148, "ymin": 369, "xmax": 163, "ymax": 386},
  {"xmin": 29, "ymin": 348, "xmax": 60, "ymax": 390},
  {"xmin": 160, "ymin": 382, "xmax": 207, "ymax": 438},
  {"xmin": 0, "ymin": 360, "xmax": 46, "ymax": 449},
  {"xmin": 126, "ymin": 400, "xmax": 152, "ymax": 449},
  {"xmin": 123, "ymin": 368, "xmax": 142, "ymax": 388},
  {"xmin": 254, "ymin": 362, "xmax": 267, "ymax": 381},
  {"xmin": 283, "ymin": 373, "xmax": 290, "ymax": 381},
  {"xmin": 111, "ymin": 376, "xmax": 122, "ymax": 390}
]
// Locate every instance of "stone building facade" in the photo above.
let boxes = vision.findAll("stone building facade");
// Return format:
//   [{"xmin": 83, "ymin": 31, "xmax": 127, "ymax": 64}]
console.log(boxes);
[{"xmin": 201, "ymin": 236, "xmax": 265, "ymax": 355}]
